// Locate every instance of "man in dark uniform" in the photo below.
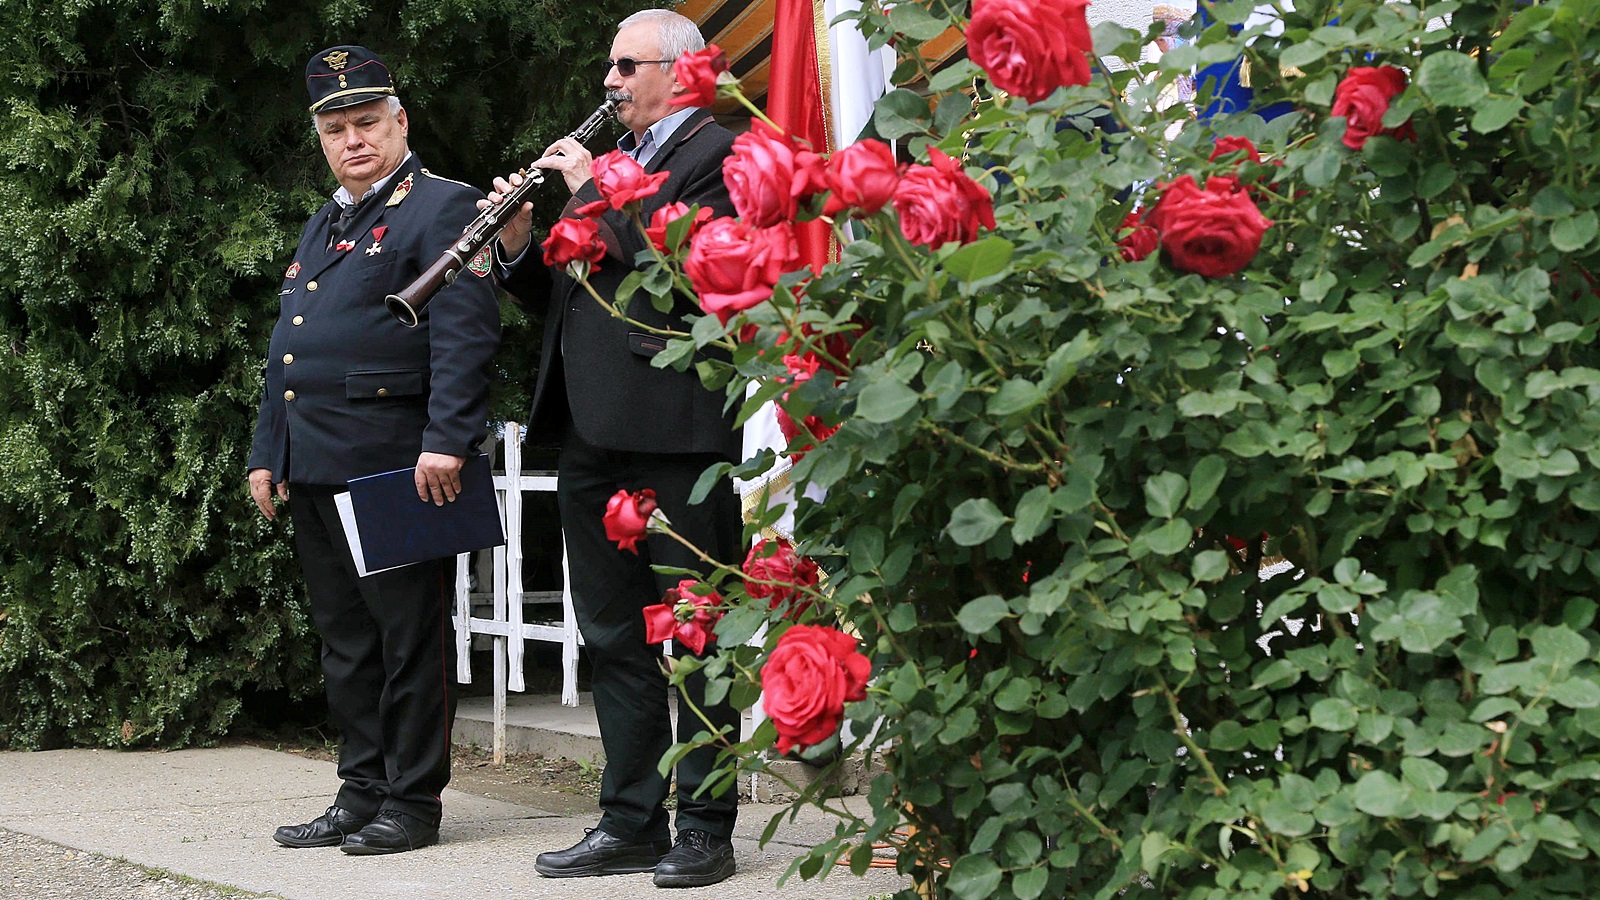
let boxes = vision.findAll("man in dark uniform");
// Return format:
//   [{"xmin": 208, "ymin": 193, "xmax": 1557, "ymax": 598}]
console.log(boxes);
[
  {"xmin": 488, "ymin": 8, "xmax": 742, "ymax": 889},
  {"xmin": 247, "ymin": 45, "xmax": 500, "ymax": 856}
]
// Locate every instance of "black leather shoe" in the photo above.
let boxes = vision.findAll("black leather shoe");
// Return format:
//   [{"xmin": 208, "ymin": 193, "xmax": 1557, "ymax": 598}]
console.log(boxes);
[
  {"xmin": 339, "ymin": 810, "xmax": 440, "ymax": 855},
  {"xmin": 534, "ymin": 827, "xmax": 671, "ymax": 877},
  {"xmin": 273, "ymin": 805, "xmax": 372, "ymax": 848},
  {"xmin": 653, "ymin": 829, "xmax": 736, "ymax": 888}
]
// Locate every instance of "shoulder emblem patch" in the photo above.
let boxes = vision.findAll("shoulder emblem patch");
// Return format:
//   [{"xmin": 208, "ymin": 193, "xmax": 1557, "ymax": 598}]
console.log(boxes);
[
  {"xmin": 285, "ymin": 261, "xmax": 301, "ymax": 279},
  {"xmin": 386, "ymin": 172, "xmax": 414, "ymax": 207},
  {"xmin": 466, "ymin": 245, "xmax": 493, "ymax": 278}
]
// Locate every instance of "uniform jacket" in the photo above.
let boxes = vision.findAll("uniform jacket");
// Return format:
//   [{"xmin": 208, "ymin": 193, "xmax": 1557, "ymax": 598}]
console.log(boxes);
[
  {"xmin": 250, "ymin": 153, "xmax": 501, "ymax": 486},
  {"xmin": 499, "ymin": 109, "xmax": 740, "ymax": 459}
]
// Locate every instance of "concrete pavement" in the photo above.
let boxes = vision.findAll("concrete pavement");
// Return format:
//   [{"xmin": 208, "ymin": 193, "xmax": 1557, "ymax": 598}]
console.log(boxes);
[{"xmin": 0, "ymin": 746, "xmax": 907, "ymax": 900}]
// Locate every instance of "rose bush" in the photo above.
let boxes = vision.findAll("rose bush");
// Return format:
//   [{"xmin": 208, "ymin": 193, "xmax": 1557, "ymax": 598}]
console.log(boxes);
[{"xmin": 574, "ymin": 1, "xmax": 1600, "ymax": 897}]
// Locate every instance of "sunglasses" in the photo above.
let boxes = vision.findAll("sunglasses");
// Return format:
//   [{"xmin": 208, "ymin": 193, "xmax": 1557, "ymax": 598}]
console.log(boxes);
[{"xmin": 606, "ymin": 57, "xmax": 673, "ymax": 77}]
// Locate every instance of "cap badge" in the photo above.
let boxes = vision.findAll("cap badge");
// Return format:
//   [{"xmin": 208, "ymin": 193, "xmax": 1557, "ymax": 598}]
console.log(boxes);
[
  {"xmin": 323, "ymin": 50, "xmax": 350, "ymax": 71},
  {"xmin": 386, "ymin": 172, "xmax": 413, "ymax": 207}
]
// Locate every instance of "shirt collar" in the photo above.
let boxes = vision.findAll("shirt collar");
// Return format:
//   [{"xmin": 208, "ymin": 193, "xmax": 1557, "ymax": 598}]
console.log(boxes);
[
  {"xmin": 617, "ymin": 108, "xmax": 698, "ymax": 167},
  {"xmin": 333, "ymin": 152, "xmax": 413, "ymax": 209}
]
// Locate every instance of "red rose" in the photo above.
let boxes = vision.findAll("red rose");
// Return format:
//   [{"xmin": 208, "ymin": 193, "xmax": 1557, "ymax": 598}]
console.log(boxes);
[
  {"xmin": 670, "ymin": 45, "xmax": 730, "ymax": 108},
  {"xmin": 1116, "ymin": 209, "xmax": 1158, "ymax": 262},
  {"xmin": 774, "ymin": 353, "xmax": 841, "ymax": 461},
  {"xmin": 893, "ymin": 148, "xmax": 996, "ymax": 248},
  {"xmin": 1146, "ymin": 175, "xmax": 1273, "ymax": 278},
  {"xmin": 1331, "ymin": 65, "xmax": 1412, "ymax": 151},
  {"xmin": 967, "ymin": 0, "xmax": 1092, "ymax": 103},
  {"xmin": 685, "ymin": 217, "xmax": 802, "ymax": 324},
  {"xmin": 823, "ymin": 139, "xmax": 900, "ymax": 217},
  {"xmin": 723, "ymin": 123, "xmax": 827, "ymax": 228},
  {"xmin": 1209, "ymin": 136, "xmax": 1262, "ymax": 164},
  {"xmin": 590, "ymin": 150, "xmax": 670, "ymax": 211},
  {"xmin": 743, "ymin": 537, "xmax": 821, "ymax": 614},
  {"xmin": 542, "ymin": 217, "xmax": 606, "ymax": 272},
  {"xmin": 642, "ymin": 579, "xmax": 724, "ymax": 655},
  {"xmin": 602, "ymin": 488, "xmax": 657, "ymax": 554},
  {"xmin": 644, "ymin": 201, "xmax": 715, "ymax": 253},
  {"xmin": 760, "ymin": 625, "xmax": 871, "ymax": 753}
]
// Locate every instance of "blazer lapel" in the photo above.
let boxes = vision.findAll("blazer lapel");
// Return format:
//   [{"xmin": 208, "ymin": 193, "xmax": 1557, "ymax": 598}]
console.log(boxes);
[{"xmin": 642, "ymin": 110, "xmax": 715, "ymax": 176}]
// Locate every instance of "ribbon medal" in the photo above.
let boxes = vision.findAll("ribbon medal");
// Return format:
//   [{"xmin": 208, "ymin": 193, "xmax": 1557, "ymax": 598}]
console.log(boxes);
[{"xmin": 366, "ymin": 226, "xmax": 388, "ymax": 256}]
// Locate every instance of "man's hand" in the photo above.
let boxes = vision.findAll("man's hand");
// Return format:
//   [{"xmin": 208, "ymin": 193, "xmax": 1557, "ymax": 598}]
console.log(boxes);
[
  {"xmin": 533, "ymin": 136, "xmax": 594, "ymax": 195},
  {"xmin": 415, "ymin": 452, "xmax": 466, "ymax": 506},
  {"xmin": 249, "ymin": 468, "xmax": 288, "ymax": 520},
  {"xmin": 481, "ymin": 172, "xmax": 538, "ymax": 259}
]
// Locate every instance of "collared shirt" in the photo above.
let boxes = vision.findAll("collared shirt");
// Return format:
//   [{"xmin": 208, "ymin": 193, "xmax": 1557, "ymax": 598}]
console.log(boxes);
[
  {"xmin": 332, "ymin": 152, "xmax": 413, "ymax": 210},
  {"xmin": 616, "ymin": 107, "xmax": 696, "ymax": 168}
]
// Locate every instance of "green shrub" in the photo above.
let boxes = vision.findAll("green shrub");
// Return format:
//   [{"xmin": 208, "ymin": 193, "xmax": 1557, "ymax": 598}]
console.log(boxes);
[{"xmin": 632, "ymin": 0, "xmax": 1600, "ymax": 896}]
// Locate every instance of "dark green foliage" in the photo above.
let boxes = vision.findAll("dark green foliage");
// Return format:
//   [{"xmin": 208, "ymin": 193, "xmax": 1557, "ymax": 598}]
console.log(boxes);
[{"xmin": 0, "ymin": 0, "xmax": 646, "ymax": 748}]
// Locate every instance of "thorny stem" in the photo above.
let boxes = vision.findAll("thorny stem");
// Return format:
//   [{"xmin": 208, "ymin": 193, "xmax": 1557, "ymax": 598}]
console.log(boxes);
[{"xmin": 1158, "ymin": 673, "xmax": 1230, "ymax": 796}]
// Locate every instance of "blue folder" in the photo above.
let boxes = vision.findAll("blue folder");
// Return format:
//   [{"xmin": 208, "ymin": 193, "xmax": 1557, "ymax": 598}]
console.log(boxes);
[{"xmin": 345, "ymin": 453, "xmax": 505, "ymax": 572}]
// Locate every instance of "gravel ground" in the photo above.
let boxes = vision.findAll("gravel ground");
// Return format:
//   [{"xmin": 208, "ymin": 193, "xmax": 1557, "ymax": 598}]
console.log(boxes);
[{"xmin": 0, "ymin": 827, "xmax": 276, "ymax": 900}]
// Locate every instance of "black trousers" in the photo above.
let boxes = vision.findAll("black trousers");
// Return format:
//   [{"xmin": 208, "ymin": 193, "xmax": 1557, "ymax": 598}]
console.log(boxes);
[
  {"xmin": 557, "ymin": 427, "xmax": 743, "ymax": 842},
  {"xmin": 289, "ymin": 484, "xmax": 458, "ymax": 826}
]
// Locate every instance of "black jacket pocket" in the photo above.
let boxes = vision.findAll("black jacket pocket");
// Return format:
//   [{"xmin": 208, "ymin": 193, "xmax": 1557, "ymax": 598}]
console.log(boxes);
[
  {"xmin": 628, "ymin": 332, "xmax": 667, "ymax": 358},
  {"xmin": 346, "ymin": 368, "xmax": 425, "ymax": 399}
]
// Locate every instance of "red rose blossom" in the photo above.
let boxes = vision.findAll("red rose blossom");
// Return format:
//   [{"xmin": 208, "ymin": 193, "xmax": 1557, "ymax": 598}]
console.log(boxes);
[
  {"xmin": 1116, "ymin": 209, "xmax": 1158, "ymax": 262},
  {"xmin": 589, "ymin": 150, "xmax": 670, "ymax": 212},
  {"xmin": 1209, "ymin": 136, "xmax": 1262, "ymax": 164},
  {"xmin": 893, "ymin": 148, "xmax": 996, "ymax": 248},
  {"xmin": 542, "ymin": 217, "xmax": 606, "ymax": 272},
  {"xmin": 774, "ymin": 352, "xmax": 842, "ymax": 461},
  {"xmin": 1331, "ymin": 65, "xmax": 1413, "ymax": 151},
  {"xmin": 761, "ymin": 625, "xmax": 871, "ymax": 753},
  {"xmin": 823, "ymin": 139, "xmax": 900, "ymax": 217},
  {"xmin": 967, "ymin": 0, "xmax": 1092, "ymax": 103},
  {"xmin": 743, "ymin": 537, "xmax": 821, "ymax": 615},
  {"xmin": 645, "ymin": 202, "xmax": 715, "ymax": 253},
  {"xmin": 641, "ymin": 579, "xmax": 724, "ymax": 655},
  {"xmin": 1146, "ymin": 175, "xmax": 1273, "ymax": 278},
  {"xmin": 723, "ymin": 123, "xmax": 826, "ymax": 228},
  {"xmin": 685, "ymin": 217, "xmax": 802, "ymax": 324},
  {"xmin": 602, "ymin": 488, "xmax": 658, "ymax": 554},
  {"xmin": 670, "ymin": 45, "xmax": 730, "ymax": 108}
]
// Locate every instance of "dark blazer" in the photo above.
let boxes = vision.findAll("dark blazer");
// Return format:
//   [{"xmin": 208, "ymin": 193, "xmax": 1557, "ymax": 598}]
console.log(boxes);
[
  {"xmin": 250, "ymin": 153, "xmax": 501, "ymax": 485},
  {"xmin": 499, "ymin": 109, "xmax": 740, "ymax": 459}
]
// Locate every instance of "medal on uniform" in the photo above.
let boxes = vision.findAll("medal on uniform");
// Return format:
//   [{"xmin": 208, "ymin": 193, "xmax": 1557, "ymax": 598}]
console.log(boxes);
[
  {"xmin": 335, "ymin": 240, "xmax": 356, "ymax": 252},
  {"xmin": 366, "ymin": 225, "xmax": 388, "ymax": 256},
  {"xmin": 285, "ymin": 261, "xmax": 301, "ymax": 279}
]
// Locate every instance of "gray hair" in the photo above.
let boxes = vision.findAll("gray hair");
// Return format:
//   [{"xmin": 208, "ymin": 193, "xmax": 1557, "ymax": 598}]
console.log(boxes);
[
  {"xmin": 617, "ymin": 8, "xmax": 705, "ymax": 68},
  {"xmin": 311, "ymin": 95, "xmax": 403, "ymax": 131}
]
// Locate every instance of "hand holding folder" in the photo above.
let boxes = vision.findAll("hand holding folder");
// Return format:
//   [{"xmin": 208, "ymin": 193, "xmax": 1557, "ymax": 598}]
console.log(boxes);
[{"xmin": 336, "ymin": 453, "xmax": 505, "ymax": 576}]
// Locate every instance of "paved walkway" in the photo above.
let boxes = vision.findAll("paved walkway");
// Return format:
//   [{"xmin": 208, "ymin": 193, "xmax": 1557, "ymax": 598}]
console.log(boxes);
[{"xmin": 0, "ymin": 746, "xmax": 905, "ymax": 900}]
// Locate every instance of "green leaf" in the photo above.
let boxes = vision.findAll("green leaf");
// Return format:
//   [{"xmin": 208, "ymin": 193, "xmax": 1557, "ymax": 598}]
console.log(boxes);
[
  {"xmin": 1352, "ymin": 770, "xmax": 1409, "ymax": 816},
  {"xmin": 1186, "ymin": 456, "xmax": 1226, "ymax": 509},
  {"xmin": 856, "ymin": 379, "xmax": 919, "ymax": 423},
  {"xmin": 947, "ymin": 498, "xmax": 1007, "ymax": 546},
  {"xmin": 1192, "ymin": 550, "xmax": 1230, "ymax": 582},
  {"xmin": 1417, "ymin": 50, "xmax": 1489, "ymax": 106},
  {"xmin": 1550, "ymin": 679, "xmax": 1600, "ymax": 709},
  {"xmin": 944, "ymin": 236, "xmax": 1014, "ymax": 283},
  {"xmin": 873, "ymin": 89, "xmax": 931, "ymax": 140},
  {"xmin": 1531, "ymin": 625, "xmax": 1591, "ymax": 668},
  {"xmin": 1552, "ymin": 211, "xmax": 1598, "ymax": 252},
  {"xmin": 1143, "ymin": 471, "xmax": 1188, "ymax": 519},
  {"xmin": 1310, "ymin": 698, "xmax": 1359, "ymax": 731},
  {"xmin": 988, "ymin": 378, "xmax": 1044, "ymax": 416},
  {"xmin": 945, "ymin": 855, "xmax": 1003, "ymax": 900},
  {"xmin": 1012, "ymin": 486, "xmax": 1053, "ymax": 543},
  {"xmin": 886, "ymin": 1, "xmax": 952, "ymax": 40},
  {"xmin": 1401, "ymin": 757, "xmax": 1449, "ymax": 791},
  {"xmin": 1012, "ymin": 867, "xmax": 1049, "ymax": 900},
  {"xmin": 1471, "ymin": 95, "xmax": 1524, "ymax": 133},
  {"xmin": 1143, "ymin": 518, "xmax": 1194, "ymax": 555}
]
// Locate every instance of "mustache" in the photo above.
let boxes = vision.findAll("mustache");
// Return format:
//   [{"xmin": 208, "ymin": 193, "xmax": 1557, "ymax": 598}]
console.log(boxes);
[{"xmin": 605, "ymin": 90, "xmax": 631, "ymax": 103}]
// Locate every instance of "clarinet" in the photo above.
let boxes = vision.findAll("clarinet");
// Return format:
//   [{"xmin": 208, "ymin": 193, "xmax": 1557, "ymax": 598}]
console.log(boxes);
[{"xmin": 385, "ymin": 98, "xmax": 620, "ymax": 326}]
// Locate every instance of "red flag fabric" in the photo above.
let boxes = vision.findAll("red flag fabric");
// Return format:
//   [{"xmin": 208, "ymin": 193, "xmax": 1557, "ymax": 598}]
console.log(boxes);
[{"xmin": 768, "ymin": 0, "xmax": 833, "ymax": 271}]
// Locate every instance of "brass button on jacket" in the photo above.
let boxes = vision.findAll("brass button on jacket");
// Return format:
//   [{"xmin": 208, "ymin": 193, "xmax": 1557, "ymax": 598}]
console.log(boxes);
[
  {"xmin": 283, "ymin": 353, "xmax": 295, "ymax": 365},
  {"xmin": 307, "ymin": 281, "xmax": 319, "ymax": 292},
  {"xmin": 292, "ymin": 315, "xmax": 304, "ymax": 326},
  {"xmin": 376, "ymin": 388, "xmax": 389, "ymax": 397},
  {"xmin": 284, "ymin": 390, "xmax": 296, "ymax": 402}
]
